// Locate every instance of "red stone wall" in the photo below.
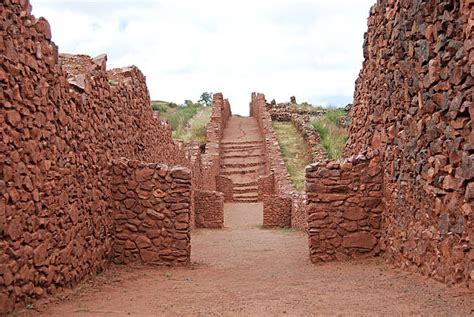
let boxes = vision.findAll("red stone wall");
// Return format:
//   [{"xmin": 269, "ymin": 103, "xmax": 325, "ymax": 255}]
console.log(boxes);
[
  {"xmin": 291, "ymin": 192, "xmax": 308, "ymax": 232},
  {"xmin": 201, "ymin": 93, "xmax": 231, "ymax": 191},
  {"xmin": 346, "ymin": 0, "xmax": 473, "ymax": 287},
  {"xmin": 216, "ymin": 175, "xmax": 233, "ymax": 202},
  {"xmin": 257, "ymin": 173, "xmax": 275, "ymax": 201},
  {"xmin": 305, "ymin": 153, "xmax": 383, "ymax": 262},
  {"xmin": 250, "ymin": 93, "xmax": 294, "ymax": 194},
  {"xmin": 0, "ymin": 1, "xmax": 189, "ymax": 312},
  {"xmin": 263, "ymin": 195, "xmax": 292, "ymax": 229},
  {"xmin": 194, "ymin": 191, "xmax": 224, "ymax": 229},
  {"xmin": 111, "ymin": 159, "xmax": 191, "ymax": 266},
  {"xmin": 192, "ymin": 93, "xmax": 231, "ymax": 227},
  {"xmin": 251, "ymin": 93, "xmax": 309, "ymax": 230}
]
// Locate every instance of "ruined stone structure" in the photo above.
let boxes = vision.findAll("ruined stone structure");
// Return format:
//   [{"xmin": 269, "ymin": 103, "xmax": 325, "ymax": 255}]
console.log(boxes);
[
  {"xmin": 306, "ymin": 152, "xmax": 383, "ymax": 262},
  {"xmin": 1, "ymin": 0, "xmax": 473, "ymax": 313},
  {"xmin": 111, "ymin": 159, "xmax": 192, "ymax": 266},
  {"xmin": 250, "ymin": 93, "xmax": 309, "ymax": 231},
  {"xmin": 0, "ymin": 1, "xmax": 233, "ymax": 312},
  {"xmin": 306, "ymin": 0, "xmax": 473, "ymax": 288}
]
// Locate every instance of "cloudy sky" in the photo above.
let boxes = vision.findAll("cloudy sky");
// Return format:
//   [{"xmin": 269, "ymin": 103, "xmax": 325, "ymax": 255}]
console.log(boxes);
[{"xmin": 31, "ymin": 0, "xmax": 375, "ymax": 115}]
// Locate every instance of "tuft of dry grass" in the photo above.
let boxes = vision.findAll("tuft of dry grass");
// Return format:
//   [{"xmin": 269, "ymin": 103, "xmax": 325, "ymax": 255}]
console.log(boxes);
[
  {"xmin": 311, "ymin": 109, "xmax": 348, "ymax": 160},
  {"xmin": 272, "ymin": 121, "xmax": 313, "ymax": 191}
]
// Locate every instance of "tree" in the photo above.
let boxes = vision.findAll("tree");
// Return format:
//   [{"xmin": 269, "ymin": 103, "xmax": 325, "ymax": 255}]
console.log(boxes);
[{"xmin": 198, "ymin": 92, "xmax": 213, "ymax": 107}]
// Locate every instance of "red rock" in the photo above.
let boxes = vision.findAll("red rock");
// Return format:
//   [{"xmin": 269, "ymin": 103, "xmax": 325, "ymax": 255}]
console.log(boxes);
[
  {"xmin": 33, "ymin": 243, "xmax": 49, "ymax": 266},
  {"xmin": 6, "ymin": 109, "xmax": 21, "ymax": 125},
  {"xmin": 442, "ymin": 175, "xmax": 462, "ymax": 191},
  {"xmin": 343, "ymin": 208, "xmax": 367, "ymax": 221},
  {"xmin": 135, "ymin": 168, "xmax": 155, "ymax": 182},
  {"xmin": 139, "ymin": 249, "xmax": 158, "ymax": 262},
  {"xmin": 124, "ymin": 240, "xmax": 136, "ymax": 250},
  {"xmin": 146, "ymin": 210, "xmax": 164, "ymax": 221},
  {"xmin": 34, "ymin": 17, "xmax": 52, "ymax": 39},
  {"xmin": 135, "ymin": 236, "xmax": 152, "ymax": 249},
  {"xmin": 6, "ymin": 219, "xmax": 22, "ymax": 240},
  {"xmin": 170, "ymin": 167, "xmax": 191, "ymax": 180},
  {"xmin": 342, "ymin": 232, "xmax": 377, "ymax": 250}
]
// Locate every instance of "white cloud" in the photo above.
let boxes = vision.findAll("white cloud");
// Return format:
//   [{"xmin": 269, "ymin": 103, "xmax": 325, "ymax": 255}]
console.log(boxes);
[{"xmin": 31, "ymin": 0, "xmax": 375, "ymax": 115}]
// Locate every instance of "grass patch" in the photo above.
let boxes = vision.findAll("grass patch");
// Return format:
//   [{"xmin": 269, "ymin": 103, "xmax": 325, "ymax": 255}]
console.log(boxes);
[
  {"xmin": 181, "ymin": 107, "xmax": 212, "ymax": 145},
  {"xmin": 272, "ymin": 121, "xmax": 313, "ymax": 191},
  {"xmin": 311, "ymin": 109, "xmax": 348, "ymax": 160},
  {"xmin": 151, "ymin": 100, "xmax": 211, "ymax": 145}
]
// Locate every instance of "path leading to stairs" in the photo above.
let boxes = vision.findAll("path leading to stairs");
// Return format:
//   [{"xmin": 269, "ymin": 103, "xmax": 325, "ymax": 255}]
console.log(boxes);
[
  {"xmin": 220, "ymin": 116, "xmax": 266, "ymax": 203},
  {"xmin": 22, "ymin": 203, "xmax": 473, "ymax": 316}
]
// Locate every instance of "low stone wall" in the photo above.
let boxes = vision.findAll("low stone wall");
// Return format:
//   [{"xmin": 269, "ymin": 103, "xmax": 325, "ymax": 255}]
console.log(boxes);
[
  {"xmin": 263, "ymin": 195, "xmax": 292, "ymax": 228},
  {"xmin": 251, "ymin": 93, "xmax": 310, "ymax": 232},
  {"xmin": 250, "ymin": 93, "xmax": 294, "ymax": 194},
  {"xmin": 216, "ymin": 175, "xmax": 233, "ymax": 202},
  {"xmin": 258, "ymin": 173, "xmax": 275, "ymax": 201},
  {"xmin": 110, "ymin": 159, "xmax": 191, "ymax": 266},
  {"xmin": 291, "ymin": 192, "xmax": 308, "ymax": 232},
  {"xmin": 305, "ymin": 152, "xmax": 383, "ymax": 262},
  {"xmin": 195, "ymin": 191, "xmax": 224, "ymax": 229}
]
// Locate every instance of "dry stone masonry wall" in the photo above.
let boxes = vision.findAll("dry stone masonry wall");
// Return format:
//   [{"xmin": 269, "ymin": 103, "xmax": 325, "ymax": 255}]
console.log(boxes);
[
  {"xmin": 306, "ymin": 152, "xmax": 383, "ymax": 262},
  {"xmin": 194, "ymin": 191, "xmax": 225, "ymax": 229},
  {"xmin": 250, "ymin": 93, "xmax": 308, "ymax": 232},
  {"xmin": 111, "ymin": 159, "xmax": 191, "ymax": 266},
  {"xmin": 191, "ymin": 93, "xmax": 232, "ymax": 228},
  {"xmin": 0, "ymin": 0, "xmax": 194, "ymax": 312},
  {"xmin": 262, "ymin": 195, "xmax": 292, "ymax": 228},
  {"xmin": 303, "ymin": 0, "xmax": 473, "ymax": 288},
  {"xmin": 343, "ymin": 0, "xmax": 473, "ymax": 287}
]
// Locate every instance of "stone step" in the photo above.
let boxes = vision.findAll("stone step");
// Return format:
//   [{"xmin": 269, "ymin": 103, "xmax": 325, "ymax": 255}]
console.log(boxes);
[
  {"xmin": 221, "ymin": 161, "xmax": 265, "ymax": 169},
  {"xmin": 233, "ymin": 181, "xmax": 258, "ymax": 188},
  {"xmin": 233, "ymin": 198, "xmax": 259, "ymax": 203},
  {"xmin": 233, "ymin": 186, "xmax": 258, "ymax": 195},
  {"xmin": 221, "ymin": 144, "xmax": 263, "ymax": 151},
  {"xmin": 221, "ymin": 148, "xmax": 263, "ymax": 156},
  {"xmin": 221, "ymin": 166, "xmax": 265, "ymax": 176},
  {"xmin": 221, "ymin": 153, "xmax": 265, "ymax": 160},
  {"xmin": 233, "ymin": 193, "xmax": 259, "ymax": 203},
  {"xmin": 221, "ymin": 140, "xmax": 263, "ymax": 146}
]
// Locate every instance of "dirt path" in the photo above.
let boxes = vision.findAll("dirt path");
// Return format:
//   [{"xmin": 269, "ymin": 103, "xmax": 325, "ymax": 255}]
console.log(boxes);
[{"xmin": 20, "ymin": 203, "xmax": 473, "ymax": 316}]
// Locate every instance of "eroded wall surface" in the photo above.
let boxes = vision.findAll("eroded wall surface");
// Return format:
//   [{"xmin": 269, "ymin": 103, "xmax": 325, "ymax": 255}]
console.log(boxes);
[
  {"xmin": 345, "ymin": 0, "xmax": 472, "ymax": 286},
  {"xmin": 1, "ymin": 1, "xmax": 191, "ymax": 312},
  {"xmin": 346, "ymin": 0, "xmax": 474, "ymax": 286}
]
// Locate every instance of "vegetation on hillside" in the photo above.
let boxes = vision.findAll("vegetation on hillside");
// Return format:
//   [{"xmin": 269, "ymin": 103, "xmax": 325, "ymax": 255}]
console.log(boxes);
[
  {"xmin": 311, "ymin": 108, "xmax": 348, "ymax": 160},
  {"xmin": 151, "ymin": 92, "xmax": 213, "ymax": 145},
  {"xmin": 272, "ymin": 121, "xmax": 313, "ymax": 191}
]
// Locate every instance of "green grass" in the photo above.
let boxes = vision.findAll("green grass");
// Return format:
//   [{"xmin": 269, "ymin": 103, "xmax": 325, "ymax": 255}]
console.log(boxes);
[
  {"xmin": 181, "ymin": 107, "xmax": 212, "ymax": 145},
  {"xmin": 151, "ymin": 100, "xmax": 211, "ymax": 145},
  {"xmin": 311, "ymin": 109, "xmax": 348, "ymax": 160},
  {"xmin": 272, "ymin": 122, "xmax": 313, "ymax": 191}
]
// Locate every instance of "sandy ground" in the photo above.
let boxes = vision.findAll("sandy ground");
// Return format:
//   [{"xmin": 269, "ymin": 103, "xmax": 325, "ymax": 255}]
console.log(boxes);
[{"xmin": 18, "ymin": 203, "xmax": 473, "ymax": 316}]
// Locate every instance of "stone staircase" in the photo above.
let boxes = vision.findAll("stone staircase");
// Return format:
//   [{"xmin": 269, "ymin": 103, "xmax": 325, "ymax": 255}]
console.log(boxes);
[{"xmin": 220, "ymin": 117, "xmax": 266, "ymax": 203}]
